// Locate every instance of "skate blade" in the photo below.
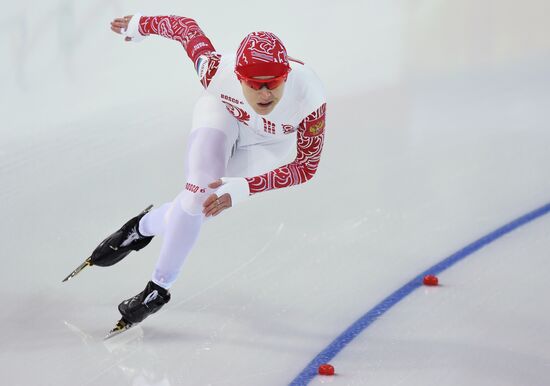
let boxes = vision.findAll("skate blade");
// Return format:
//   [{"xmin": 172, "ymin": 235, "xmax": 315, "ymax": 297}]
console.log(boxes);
[
  {"xmin": 104, "ymin": 318, "xmax": 134, "ymax": 340},
  {"xmin": 62, "ymin": 257, "xmax": 92, "ymax": 282}
]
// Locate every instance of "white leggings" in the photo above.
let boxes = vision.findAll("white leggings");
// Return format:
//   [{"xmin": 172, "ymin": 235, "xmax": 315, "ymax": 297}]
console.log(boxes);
[
  {"xmin": 138, "ymin": 127, "xmax": 232, "ymax": 288},
  {"xmin": 138, "ymin": 96, "xmax": 294, "ymax": 289}
]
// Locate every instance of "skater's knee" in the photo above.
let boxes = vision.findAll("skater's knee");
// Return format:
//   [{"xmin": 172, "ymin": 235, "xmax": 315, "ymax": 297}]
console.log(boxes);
[{"xmin": 179, "ymin": 183, "xmax": 208, "ymax": 215}]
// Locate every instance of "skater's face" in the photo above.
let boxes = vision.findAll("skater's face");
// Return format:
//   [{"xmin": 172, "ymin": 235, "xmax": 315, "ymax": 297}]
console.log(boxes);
[{"xmin": 240, "ymin": 76, "xmax": 286, "ymax": 115}]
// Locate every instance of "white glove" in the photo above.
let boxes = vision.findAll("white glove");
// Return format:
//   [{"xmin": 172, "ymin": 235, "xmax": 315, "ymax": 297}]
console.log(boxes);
[
  {"xmin": 215, "ymin": 177, "xmax": 250, "ymax": 206},
  {"xmin": 122, "ymin": 13, "xmax": 145, "ymax": 42}
]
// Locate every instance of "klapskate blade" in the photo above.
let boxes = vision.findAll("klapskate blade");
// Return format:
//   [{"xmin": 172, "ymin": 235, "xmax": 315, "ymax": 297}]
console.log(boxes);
[
  {"xmin": 62, "ymin": 258, "xmax": 92, "ymax": 282},
  {"xmin": 104, "ymin": 319, "xmax": 134, "ymax": 340}
]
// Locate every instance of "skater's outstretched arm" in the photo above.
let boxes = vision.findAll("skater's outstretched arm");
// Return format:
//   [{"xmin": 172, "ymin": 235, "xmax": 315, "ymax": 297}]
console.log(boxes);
[{"xmin": 110, "ymin": 14, "xmax": 218, "ymax": 88}]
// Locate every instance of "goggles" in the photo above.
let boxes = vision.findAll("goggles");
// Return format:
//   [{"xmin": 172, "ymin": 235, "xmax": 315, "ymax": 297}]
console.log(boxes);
[{"xmin": 235, "ymin": 71, "xmax": 289, "ymax": 90}]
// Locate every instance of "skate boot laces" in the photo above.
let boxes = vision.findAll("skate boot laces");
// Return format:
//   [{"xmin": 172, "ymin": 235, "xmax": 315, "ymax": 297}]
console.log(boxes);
[
  {"xmin": 142, "ymin": 290, "xmax": 159, "ymax": 305},
  {"xmin": 120, "ymin": 225, "xmax": 143, "ymax": 248},
  {"xmin": 121, "ymin": 289, "xmax": 158, "ymax": 308}
]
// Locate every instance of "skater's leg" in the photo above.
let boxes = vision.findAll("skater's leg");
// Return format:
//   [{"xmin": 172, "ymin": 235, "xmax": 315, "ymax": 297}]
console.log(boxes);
[
  {"xmin": 138, "ymin": 202, "xmax": 172, "ymax": 237},
  {"xmin": 152, "ymin": 197, "xmax": 203, "ymax": 288},
  {"xmin": 111, "ymin": 97, "xmax": 239, "ymax": 328},
  {"xmin": 152, "ymin": 126, "xmax": 236, "ymax": 289},
  {"xmin": 139, "ymin": 94, "xmax": 239, "ymax": 238}
]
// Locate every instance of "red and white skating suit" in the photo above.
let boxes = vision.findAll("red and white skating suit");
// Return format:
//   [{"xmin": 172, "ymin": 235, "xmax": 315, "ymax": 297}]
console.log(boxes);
[{"xmin": 125, "ymin": 14, "xmax": 327, "ymax": 288}]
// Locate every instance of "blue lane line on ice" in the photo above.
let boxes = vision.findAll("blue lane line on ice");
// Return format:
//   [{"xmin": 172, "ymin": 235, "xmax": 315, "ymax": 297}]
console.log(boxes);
[{"xmin": 289, "ymin": 201, "xmax": 550, "ymax": 386}]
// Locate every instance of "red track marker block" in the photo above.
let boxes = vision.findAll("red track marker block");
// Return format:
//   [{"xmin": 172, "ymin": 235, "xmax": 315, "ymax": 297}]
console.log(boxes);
[
  {"xmin": 318, "ymin": 364, "xmax": 335, "ymax": 376},
  {"xmin": 423, "ymin": 274, "xmax": 439, "ymax": 286}
]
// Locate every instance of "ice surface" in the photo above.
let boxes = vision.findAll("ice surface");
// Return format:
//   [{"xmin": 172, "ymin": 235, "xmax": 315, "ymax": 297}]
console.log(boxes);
[{"xmin": 1, "ymin": 0, "xmax": 549, "ymax": 385}]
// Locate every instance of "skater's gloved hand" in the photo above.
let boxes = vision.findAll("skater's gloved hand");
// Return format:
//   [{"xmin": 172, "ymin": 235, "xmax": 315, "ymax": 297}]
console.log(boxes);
[
  {"xmin": 110, "ymin": 13, "xmax": 145, "ymax": 42},
  {"xmin": 202, "ymin": 178, "xmax": 250, "ymax": 217}
]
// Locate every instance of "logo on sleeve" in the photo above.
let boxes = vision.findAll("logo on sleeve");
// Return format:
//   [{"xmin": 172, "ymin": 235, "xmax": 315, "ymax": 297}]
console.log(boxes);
[
  {"xmin": 192, "ymin": 42, "xmax": 209, "ymax": 57},
  {"xmin": 304, "ymin": 116, "xmax": 325, "ymax": 137}
]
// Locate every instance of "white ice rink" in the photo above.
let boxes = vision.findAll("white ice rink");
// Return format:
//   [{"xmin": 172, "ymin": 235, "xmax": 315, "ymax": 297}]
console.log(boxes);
[{"xmin": 1, "ymin": 1, "xmax": 550, "ymax": 385}]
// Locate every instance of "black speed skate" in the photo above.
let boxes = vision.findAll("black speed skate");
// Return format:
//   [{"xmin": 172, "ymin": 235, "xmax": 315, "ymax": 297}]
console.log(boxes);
[
  {"xmin": 62, "ymin": 205, "xmax": 154, "ymax": 282},
  {"xmin": 105, "ymin": 281, "xmax": 171, "ymax": 339}
]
